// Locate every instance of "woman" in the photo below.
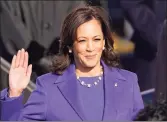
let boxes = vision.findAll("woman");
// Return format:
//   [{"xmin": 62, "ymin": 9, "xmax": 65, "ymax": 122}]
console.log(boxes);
[{"xmin": 0, "ymin": 6, "xmax": 144, "ymax": 120}]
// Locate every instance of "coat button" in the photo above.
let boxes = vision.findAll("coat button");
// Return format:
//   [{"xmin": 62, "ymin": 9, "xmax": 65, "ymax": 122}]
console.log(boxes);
[{"xmin": 44, "ymin": 23, "xmax": 52, "ymax": 30}]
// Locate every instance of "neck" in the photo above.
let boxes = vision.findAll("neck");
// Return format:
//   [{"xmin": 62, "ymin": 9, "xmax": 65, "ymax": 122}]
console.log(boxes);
[{"xmin": 75, "ymin": 62, "xmax": 102, "ymax": 77}]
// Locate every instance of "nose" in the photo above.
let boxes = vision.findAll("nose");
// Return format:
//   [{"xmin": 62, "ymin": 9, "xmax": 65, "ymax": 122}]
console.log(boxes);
[{"xmin": 86, "ymin": 40, "xmax": 94, "ymax": 52}]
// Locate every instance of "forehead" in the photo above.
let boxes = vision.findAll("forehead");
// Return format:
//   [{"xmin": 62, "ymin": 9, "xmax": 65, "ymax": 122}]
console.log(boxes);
[{"xmin": 76, "ymin": 19, "xmax": 103, "ymax": 37}]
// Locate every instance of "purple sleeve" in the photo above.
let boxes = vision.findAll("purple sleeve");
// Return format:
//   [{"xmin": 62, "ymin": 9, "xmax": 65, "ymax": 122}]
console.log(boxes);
[
  {"xmin": 0, "ymin": 88, "xmax": 24, "ymax": 120},
  {"xmin": 0, "ymin": 78, "xmax": 47, "ymax": 120}
]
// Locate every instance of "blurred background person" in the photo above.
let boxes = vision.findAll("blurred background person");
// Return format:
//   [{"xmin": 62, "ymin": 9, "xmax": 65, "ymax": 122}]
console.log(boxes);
[
  {"xmin": 155, "ymin": 20, "xmax": 167, "ymax": 101},
  {"xmin": 107, "ymin": 0, "xmax": 166, "ymax": 93},
  {"xmin": 0, "ymin": 1, "xmax": 86, "ymax": 85}
]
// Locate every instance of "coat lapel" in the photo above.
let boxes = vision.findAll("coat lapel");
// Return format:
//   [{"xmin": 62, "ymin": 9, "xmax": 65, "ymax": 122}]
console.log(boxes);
[
  {"xmin": 101, "ymin": 61, "xmax": 126, "ymax": 120},
  {"xmin": 54, "ymin": 61, "xmax": 126, "ymax": 120},
  {"xmin": 56, "ymin": 64, "xmax": 86, "ymax": 121}
]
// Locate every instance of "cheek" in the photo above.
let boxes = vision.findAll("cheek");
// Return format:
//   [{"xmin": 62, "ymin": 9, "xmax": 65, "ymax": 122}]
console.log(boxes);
[
  {"xmin": 95, "ymin": 44, "xmax": 104, "ymax": 52},
  {"xmin": 96, "ymin": 40, "xmax": 105, "ymax": 52},
  {"xmin": 73, "ymin": 44, "xmax": 86, "ymax": 54},
  {"xmin": 73, "ymin": 45, "xmax": 85, "ymax": 57}
]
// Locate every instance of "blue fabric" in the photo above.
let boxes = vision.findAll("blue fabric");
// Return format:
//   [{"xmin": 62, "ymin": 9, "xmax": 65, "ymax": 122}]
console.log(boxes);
[{"xmin": 77, "ymin": 75, "xmax": 104, "ymax": 120}]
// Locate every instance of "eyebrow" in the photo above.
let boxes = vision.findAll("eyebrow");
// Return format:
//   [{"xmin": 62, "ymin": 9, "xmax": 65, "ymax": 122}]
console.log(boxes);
[{"xmin": 77, "ymin": 35, "xmax": 101, "ymax": 39}]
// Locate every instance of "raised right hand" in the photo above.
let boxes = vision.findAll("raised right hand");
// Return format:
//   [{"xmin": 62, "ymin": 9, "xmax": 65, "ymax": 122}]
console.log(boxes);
[{"xmin": 9, "ymin": 48, "xmax": 32, "ymax": 97}]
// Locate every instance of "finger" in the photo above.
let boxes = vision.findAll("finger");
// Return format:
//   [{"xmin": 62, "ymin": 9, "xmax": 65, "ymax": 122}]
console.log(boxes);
[
  {"xmin": 19, "ymin": 48, "xmax": 25, "ymax": 67},
  {"xmin": 23, "ymin": 51, "xmax": 28, "ymax": 68},
  {"xmin": 11, "ymin": 55, "xmax": 16, "ymax": 69},
  {"xmin": 15, "ymin": 50, "xmax": 21, "ymax": 67},
  {"xmin": 26, "ymin": 64, "xmax": 32, "ymax": 78}
]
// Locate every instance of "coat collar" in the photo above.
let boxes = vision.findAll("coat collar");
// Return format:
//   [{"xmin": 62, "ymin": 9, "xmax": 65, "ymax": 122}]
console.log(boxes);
[
  {"xmin": 54, "ymin": 60, "xmax": 127, "ymax": 120},
  {"xmin": 54, "ymin": 60, "xmax": 126, "ymax": 84},
  {"xmin": 55, "ymin": 63, "xmax": 86, "ymax": 120}
]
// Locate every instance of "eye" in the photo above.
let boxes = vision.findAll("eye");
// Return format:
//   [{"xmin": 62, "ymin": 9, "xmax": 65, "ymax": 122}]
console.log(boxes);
[
  {"xmin": 94, "ymin": 38, "xmax": 101, "ymax": 41},
  {"xmin": 78, "ymin": 40, "xmax": 86, "ymax": 43}
]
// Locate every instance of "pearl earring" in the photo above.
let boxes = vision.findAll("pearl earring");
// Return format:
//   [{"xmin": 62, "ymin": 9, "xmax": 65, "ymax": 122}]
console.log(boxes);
[
  {"xmin": 69, "ymin": 50, "xmax": 72, "ymax": 53},
  {"xmin": 103, "ymin": 47, "xmax": 105, "ymax": 50}
]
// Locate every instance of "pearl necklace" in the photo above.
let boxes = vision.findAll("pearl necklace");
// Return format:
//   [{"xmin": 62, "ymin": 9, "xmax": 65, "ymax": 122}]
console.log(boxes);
[{"xmin": 76, "ymin": 68, "xmax": 103, "ymax": 88}]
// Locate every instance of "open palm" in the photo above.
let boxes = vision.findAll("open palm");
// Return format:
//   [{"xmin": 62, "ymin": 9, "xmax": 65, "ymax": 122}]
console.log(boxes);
[{"xmin": 9, "ymin": 49, "xmax": 32, "ymax": 97}]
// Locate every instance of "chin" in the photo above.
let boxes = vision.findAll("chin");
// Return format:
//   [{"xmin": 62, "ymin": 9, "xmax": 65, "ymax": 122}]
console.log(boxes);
[
  {"xmin": 83, "ymin": 61, "xmax": 99, "ymax": 68},
  {"xmin": 84, "ymin": 64, "xmax": 96, "ymax": 68}
]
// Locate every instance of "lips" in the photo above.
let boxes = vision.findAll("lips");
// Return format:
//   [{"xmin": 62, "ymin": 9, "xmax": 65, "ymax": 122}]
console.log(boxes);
[{"xmin": 85, "ymin": 55, "xmax": 96, "ymax": 59}]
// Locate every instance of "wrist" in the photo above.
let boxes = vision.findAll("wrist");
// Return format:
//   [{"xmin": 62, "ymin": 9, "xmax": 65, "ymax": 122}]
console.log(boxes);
[{"xmin": 8, "ymin": 89, "xmax": 23, "ymax": 97}]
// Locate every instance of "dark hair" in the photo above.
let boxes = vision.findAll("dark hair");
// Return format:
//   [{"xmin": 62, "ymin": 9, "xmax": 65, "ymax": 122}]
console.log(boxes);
[
  {"xmin": 134, "ymin": 100, "xmax": 167, "ymax": 121},
  {"xmin": 51, "ymin": 6, "xmax": 120, "ymax": 74}
]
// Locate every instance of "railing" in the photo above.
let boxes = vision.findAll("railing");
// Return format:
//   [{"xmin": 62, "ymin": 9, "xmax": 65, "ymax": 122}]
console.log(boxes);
[{"xmin": 141, "ymin": 88, "xmax": 155, "ymax": 96}]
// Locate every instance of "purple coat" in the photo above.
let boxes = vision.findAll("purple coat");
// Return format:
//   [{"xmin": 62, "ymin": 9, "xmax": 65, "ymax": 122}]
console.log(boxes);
[{"xmin": 0, "ymin": 61, "xmax": 144, "ymax": 120}]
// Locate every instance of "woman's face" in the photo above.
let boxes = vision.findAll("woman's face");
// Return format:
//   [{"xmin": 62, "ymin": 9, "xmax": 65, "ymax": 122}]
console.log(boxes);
[{"xmin": 72, "ymin": 19, "xmax": 105, "ymax": 69}]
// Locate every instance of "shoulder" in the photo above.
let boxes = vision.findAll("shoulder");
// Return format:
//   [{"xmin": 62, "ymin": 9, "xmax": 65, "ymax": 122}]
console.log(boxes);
[
  {"xmin": 112, "ymin": 67, "xmax": 138, "ymax": 82},
  {"xmin": 118, "ymin": 68, "xmax": 137, "ymax": 79},
  {"xmin": 111, "ymin": 67, "xmax": 141, "ymax": 93},
  {"xmin": 38, "ymin": 72, "xmax": 59, "ymax": 81},
  {"xmin": 113, "ymin": 68, "xmax": 140, "ymax": 92},
  {"xmin": 35, "ymin": 72, "xmax": 60, "ymax": 87}
]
